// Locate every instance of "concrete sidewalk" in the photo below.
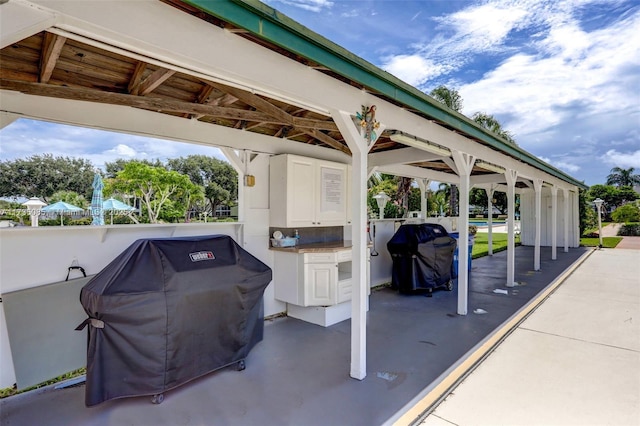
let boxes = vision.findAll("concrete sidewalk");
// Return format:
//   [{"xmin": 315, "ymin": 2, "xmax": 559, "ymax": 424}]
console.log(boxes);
[{"xmin": 415, "ymin": 247, "xmax": 640, "ymax": 426}]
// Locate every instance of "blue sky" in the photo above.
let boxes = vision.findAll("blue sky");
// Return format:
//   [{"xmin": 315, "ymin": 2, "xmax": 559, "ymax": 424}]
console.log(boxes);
[{"xmin": 1, "ymin": 0, "xmax": 639, "ymax": 186}]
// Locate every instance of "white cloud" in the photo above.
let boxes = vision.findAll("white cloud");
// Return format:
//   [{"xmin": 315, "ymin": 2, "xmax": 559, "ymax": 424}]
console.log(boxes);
[
  {"xmin": 438, "ymin": 2, "xmax": 529, "ymax": 51},
  {"xmin": 539, "ymin": 156, "xmax": 581, "ymax": 173},
  {"xmin": 340, "ymin": 9, "xmax": 358, "ymax": 18},
  {"xmin": 273, "ymin": 0, "xmax": 333, "ymax": 13},
  {"xmin": 0, "ymin": 119, "xmax": 227, "ymax": 170},
  {"xmin": 604, "ymin": 149, "xmax": 640, "ymax": 169},
  {"xmin": 382, "ymin": 54, "xmax": 451, "ymax": 86},
  {"xmin": 106, "ymin": 144, "xmax": 137, "ymax": 157},
  {"xmin": 458, "ymin": 5, "xmax": 640, "ymax": 139}
]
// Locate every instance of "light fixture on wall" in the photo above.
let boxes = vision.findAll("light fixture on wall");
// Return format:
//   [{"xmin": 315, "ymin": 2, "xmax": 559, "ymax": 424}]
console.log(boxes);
[
  {"xmin": 389, "ymin": 131, "xmax": 451, "ymax": 157},
  {"xmin": 476, "ymin": 160, "xmax": 506, "ymax": 174}
]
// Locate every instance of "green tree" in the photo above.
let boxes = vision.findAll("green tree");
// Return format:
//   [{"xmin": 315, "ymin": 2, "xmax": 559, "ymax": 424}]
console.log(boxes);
[
  {"xmin": 587, "ymin": 184, "xmax": 638, "ymax": 211},
  {"xmin": 429, "ymin": 86, "xmax": 463, "ymax": 214},
  {"xmin": 429, "ymin": 85, "xmax": 463, "ymax": 112},
  {"xmin": 611, "ymin": 204, "xmax": 640, "ymax": 223},
  {"xmin": 0, "ymin": 154, "xmax": 95, "ymax": 201},
  {"xmin": 167, "ymin": 155, "xmax": 238, "ymax": 215},
  {"xmin": 435, "ymin": 183, "xmax": 452, "ymax": 215},
  {"xmin": 49, "ymin": 190, "xmax": 88, "ymax": 208},
  {"xmin": 606, "ymin": 167, "xmax": 640, "ymax": 187},
  {"xmin": 472, "ymin": 112, "xmax": 517, "ymax": 145},
  {"xmin": 205, "ymin": 182, "xmax": 230, "ymax": 217},
  {"xmin": 109, "ymin": 162, "xmax": 202, "ymax": 223},
  {"xmin": 104, "ymin": 158, "xmax": 163, "ymax": 178},
  {"xmin": 430, "ymin": 190, "xmax": 448, "ymax": 217},
  {"xmin": 579, "ymin": 188, "xmax": 597, "ymax": 235},
  {"xmin": 368, "ymin": 178, "xmax": 400, "ymax": 218},
  {"xmin": 469, "ymin": 188, "xmax": 509, "ymax": 216}
]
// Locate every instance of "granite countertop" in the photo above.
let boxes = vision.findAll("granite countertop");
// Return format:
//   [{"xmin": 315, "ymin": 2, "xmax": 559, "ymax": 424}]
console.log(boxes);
[{"xmin": 270, "ymin": 240, "xmax": 353, "ymax": 253}]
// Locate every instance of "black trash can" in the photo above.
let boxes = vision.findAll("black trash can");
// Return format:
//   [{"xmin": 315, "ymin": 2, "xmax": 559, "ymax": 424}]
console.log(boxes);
[{"xmin": 387, "ymin": 223, "xmax": 456, "ymax": 294}]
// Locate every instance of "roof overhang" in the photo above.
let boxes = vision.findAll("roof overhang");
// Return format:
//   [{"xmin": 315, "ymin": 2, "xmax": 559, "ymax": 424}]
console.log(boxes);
[{"xmin": 0, "ymin": 0, "xmax": 587, "ymax": 190}]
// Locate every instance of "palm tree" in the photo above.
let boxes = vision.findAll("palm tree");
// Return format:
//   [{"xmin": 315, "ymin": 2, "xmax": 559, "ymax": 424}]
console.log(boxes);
[
  {"xmin": 472, "ymin": 112, "xmax": 517, "ymax": 145},
  {"xmin": 429, "ymin": 86, "xmax": 463, "ymax": 215},
  {"xmin": 606, "ymin": 167, "xmax": 640, "ymax": 187}
]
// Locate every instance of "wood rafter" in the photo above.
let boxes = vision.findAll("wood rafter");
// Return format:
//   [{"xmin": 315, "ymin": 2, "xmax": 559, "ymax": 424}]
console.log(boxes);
[
  {"xmin": 207, "ymin": 81, "xmax": 339, "ymax": 132},
  {"xmin": 0, "ymin": 79, "xmax": 327, "ymax": 127},
  {"xmin": 192, "ymin": 85, "xmax": 238, "ymax": 119},
  {"xmin": 305, "ymin": 129, "xmax": 349, "ymax": 154},
  {"xmin": 136, "ymin": 67, "xmax": 176, "ymax": 95},
  {"xmin": 127, "ymin": 62, "xmax": 147, "ymax": 94},
  {"xmin": 39, "ymin": 33, "xmax": 66, "ymax": 83}
]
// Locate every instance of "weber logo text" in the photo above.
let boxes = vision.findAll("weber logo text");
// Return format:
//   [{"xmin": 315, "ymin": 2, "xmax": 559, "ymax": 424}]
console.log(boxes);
[{"xmin": 189, "ymin": 251, "xmax": 215, "ymax": 262}]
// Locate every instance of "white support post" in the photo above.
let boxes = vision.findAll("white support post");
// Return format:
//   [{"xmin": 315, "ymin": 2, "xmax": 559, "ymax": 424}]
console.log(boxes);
[
  {"xmin": 533, "ymin": 179, "xmax": 543, "ymax": 271},
  {"xmin": 486, "ymin": 186, "xmax": 495, "ymax": 256},
  {"xmin": 505, "ymin": 169, "xmax": 518, "ymax": 287},
  {"xmin": 551, "ymin": 185, "xmax": 558, "ymax": 260},
  {"xmin": 220, "ymin": 148, "xmax": 247, "ymax": 224},
  {"xmin": 417, "ymin": 179, "xmax": 430, "ymax": 219},
  {"xmin": 331, "ymin": 109, "xmax": 375, "ymax": 380},
  {"xmin": 452, "ymin": 150, "xmax": 475, "ymax": 316},
  {"xmin": 563, "ymin": 188, "xmax": 570, "ymax": 253}
]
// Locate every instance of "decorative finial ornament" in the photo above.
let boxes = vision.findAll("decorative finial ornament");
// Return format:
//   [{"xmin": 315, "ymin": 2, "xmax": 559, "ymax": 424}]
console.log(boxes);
[{"xmin": 355, "ymin": 105, "xmax": 380, "ymax": 144}]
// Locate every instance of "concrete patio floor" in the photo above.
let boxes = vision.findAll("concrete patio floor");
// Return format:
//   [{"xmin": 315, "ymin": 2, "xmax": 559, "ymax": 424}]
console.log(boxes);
[{"xmin": 0, "ymin": 246, "xmax": 589, "ymax": 426}]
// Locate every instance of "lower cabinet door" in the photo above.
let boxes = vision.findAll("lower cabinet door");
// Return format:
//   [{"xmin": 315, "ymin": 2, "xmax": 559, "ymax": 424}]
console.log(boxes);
[{"xmin": 304, "ymin": 263, "xmax": 337, "ymax": 306}]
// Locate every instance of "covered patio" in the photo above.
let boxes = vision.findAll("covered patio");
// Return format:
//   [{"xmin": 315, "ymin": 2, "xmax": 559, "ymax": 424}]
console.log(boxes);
[
  {"xmin": 0, "ymin": 246, "xmax": 590, "ymax": 425},
  {"xmin": 1, "ymin": 0, "xmax": 588, "ymax": 420}
]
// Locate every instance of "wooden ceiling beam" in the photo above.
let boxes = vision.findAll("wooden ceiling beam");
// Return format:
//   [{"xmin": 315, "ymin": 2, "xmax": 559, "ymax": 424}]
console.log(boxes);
[
  {"xmin": 137, "ymin": 68, "xmax": 176, "ymax": 95},
  {"xmin": 208, "ymin": 81, "xmax": 292, "ymax": 124},
  {"xmin": 0, "ymin": 79, "xmax": 288, "ymax": 124},
  {"xmin": 208, "ymin": 81, "xmax": 339, "ymax": 132},
  {"xmin": 127, "ymin": 62, "xmax": 147, "ymax": 94},
  {"xmin": 39, "ymin": 33, "xmax": 67, "ymax": 83},
  {"xmin": 211, "ymin": 93, "xmax": 239, "ymax": 106},
  {"xmin": 304, "ymin": 129, "xmax": 349, "ymax": 154}
]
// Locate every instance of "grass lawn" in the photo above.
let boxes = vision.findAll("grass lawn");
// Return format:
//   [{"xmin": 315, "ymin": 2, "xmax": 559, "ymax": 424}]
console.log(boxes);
[
  {"xmin": 471, "ymin": 232, "xmax": 518, "ymax": 258},
  {"xmin": 580, "ymin": 237, "xmax": 623, "ymax": 248}
]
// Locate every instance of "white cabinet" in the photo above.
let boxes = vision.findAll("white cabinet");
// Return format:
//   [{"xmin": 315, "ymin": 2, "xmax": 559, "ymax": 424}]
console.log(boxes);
[
  {"xmin": 304, "ymin": 262, "xmax": 336, "ymax": 306},
  {"xmin": 270, "ymin": 154, "xmax": 347, "ymax": 227},
  {"xmin": 273, "ymin": 248, "xmax": 369, "ymax": 307}
]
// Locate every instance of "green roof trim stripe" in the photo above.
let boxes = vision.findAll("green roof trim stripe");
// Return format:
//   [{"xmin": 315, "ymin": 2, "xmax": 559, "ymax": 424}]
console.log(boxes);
[{"xmin": 183, "ymin": 0, "xmax": 586, "ymax": 189}]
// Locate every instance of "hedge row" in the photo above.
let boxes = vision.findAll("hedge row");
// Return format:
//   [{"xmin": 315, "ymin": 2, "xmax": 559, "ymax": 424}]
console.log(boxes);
[{"xmin": 619, "ymin": 223, "xmax": 640, "ymax": 236}]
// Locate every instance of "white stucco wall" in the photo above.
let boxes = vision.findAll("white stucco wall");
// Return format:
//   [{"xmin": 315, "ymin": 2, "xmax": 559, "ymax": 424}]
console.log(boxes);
[
  {"xmin": 520, "ymin": 189, "xmax": 580, "ymax": 248},
  {"xmin": 0, "ymin": 222, "xmax": 248, "ymax": 388}
]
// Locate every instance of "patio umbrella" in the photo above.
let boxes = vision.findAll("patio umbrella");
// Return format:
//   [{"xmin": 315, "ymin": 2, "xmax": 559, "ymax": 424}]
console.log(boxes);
[
  {"xmin": 41, "ymin": 201, "xmax": 84, "ymax": 226},
  {"xmin": 102, "ymin": 197, "xmax": 136, "ymax": 225},
  {"xmin": 90, "ymin": 174, "xmax": 105, "ymax": 226}
]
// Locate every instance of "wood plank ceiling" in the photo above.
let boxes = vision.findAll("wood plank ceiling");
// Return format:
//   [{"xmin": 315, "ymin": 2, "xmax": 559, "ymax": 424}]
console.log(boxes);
[{"xmin": 0, "ymin": 0, "xmax": 502, "ymax": 178}]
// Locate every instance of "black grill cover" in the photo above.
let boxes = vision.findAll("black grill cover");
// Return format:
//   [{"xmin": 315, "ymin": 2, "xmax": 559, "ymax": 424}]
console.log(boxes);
[
  {"xmin": 78, "ymin": 235, "xmax": 272, "ymax": 406},
  {"xmin": 387, "ymin": 224, "xmax": 456, "ymax": 293}
]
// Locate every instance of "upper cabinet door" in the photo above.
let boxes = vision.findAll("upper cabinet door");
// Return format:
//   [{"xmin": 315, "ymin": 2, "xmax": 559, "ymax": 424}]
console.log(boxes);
[
  {"xmin": 270, "ymin": 154, "xmax": 347, "ymax": 227},
  {"xmin": 287, "ymin": 156, "xmax": 316, "ymax": 227},
  {"xmin": 315, "ymin": 160, "xmax": 346, "ymax": 226}
]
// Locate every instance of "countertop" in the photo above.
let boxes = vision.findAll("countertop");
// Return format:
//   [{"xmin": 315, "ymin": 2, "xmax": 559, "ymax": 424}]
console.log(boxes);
[{"xmin": 269, "ymin": 240, "xmax": 353, "ymax": 253}]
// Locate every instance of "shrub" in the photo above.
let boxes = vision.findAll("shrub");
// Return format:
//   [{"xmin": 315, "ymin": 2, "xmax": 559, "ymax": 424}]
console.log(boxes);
[
  {"xmin": 612, "ymin": 204, "xmax": 640, "ymax": 223},
  {"xmin": 619, "ymin": 223, "xmax": 640, "ymax": 236}
]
